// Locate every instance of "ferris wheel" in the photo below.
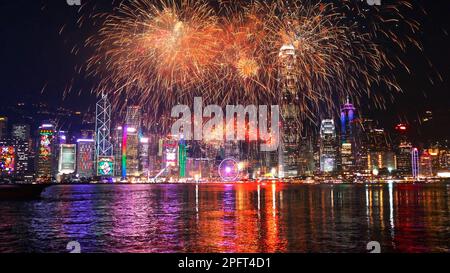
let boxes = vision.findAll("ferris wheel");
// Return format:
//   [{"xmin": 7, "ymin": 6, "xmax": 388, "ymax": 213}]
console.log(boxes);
[{"xmin": 218, "ymin": 158, "xmax": 240, "ymax": 182}]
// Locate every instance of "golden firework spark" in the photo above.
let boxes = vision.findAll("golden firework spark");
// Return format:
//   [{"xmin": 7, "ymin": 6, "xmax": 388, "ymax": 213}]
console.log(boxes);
[{"xmin": 237, "ymin": 57, "xmax": 260, "ymax": 79}]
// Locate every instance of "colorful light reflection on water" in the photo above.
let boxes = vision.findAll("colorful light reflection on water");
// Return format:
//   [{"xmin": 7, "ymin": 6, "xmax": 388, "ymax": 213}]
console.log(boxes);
[{"xmin": 0, "ymin": 183, "xmax": 448, "ymax": 253}]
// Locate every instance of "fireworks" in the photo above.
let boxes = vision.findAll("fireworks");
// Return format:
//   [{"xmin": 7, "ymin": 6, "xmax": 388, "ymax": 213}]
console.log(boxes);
[{"xmin": 78, "ymin": 0, "xmax": 422, "ymax": 126}]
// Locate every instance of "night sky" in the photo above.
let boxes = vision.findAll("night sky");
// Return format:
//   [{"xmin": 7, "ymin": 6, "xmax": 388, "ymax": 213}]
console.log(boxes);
[{"xmin": 0, "ymin": 0, "xmax": 449, "ymax": 143}]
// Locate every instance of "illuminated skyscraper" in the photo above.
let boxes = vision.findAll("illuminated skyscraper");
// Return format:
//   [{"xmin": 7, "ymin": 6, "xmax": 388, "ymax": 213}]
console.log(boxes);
[
  {"xmin": 113, "ymin": 126, "xmax": 123, "ymax": 177},
  {"xmin": 123, "ymin": 106, "xmax": 142, "ymax": 177},
  {"xmin": 394, "ymin": 123, "xmax": 413, "ymax": 177},
  {"xmin": 12, "ymin": 139, "xmax": 30, "ymax": 176},
  {"xmin": 419, "ymin": 150, "xmax": 433, "ymax": 177},
  {"xmin": 278, "ymin": 44, "xmax": 300, "ymax": 178},
  {"xmin": 341, "ymin": 98, "xmax": 356, "ymax": 144},
  {"xmin": 359, "ymin": 123, "xmax": 396, "ymax": 176},
  {"xmin": 341, "ymin": 143, "xmax": 353, "ymax": 175},
  {"xmin": 76, "ymin": 139, "xmax": 95, "ymax": 178},
  {"xmin": 163, "ymin": 136, "xmax": 179, "ymax": 176},
  {"xmin": 95, "ymin": 94, "xmax": 114, "ymax": 177},
  {"xmin": 8, "ymin": 124, "xmax": 32, "ymax": 177},
  {"xmin": 12, "ymin": 124, "xmax": 30, "ymax": 141},
  {"xmin": 412, "ymin": 148, "xmax": 420, "ymax": 180},
  {"xmin": 397, "ymin": 141, "xmax": 413, "ymax": 176},
  {"xmin": 37, "ymin": 123, "xmax": 55, "ymax": 182},
  {"xmin": 340, "ymin": 98, "xmax": 357, "ymax": 175},
  {"xmin": 95, "ymin": 94, "xmax": 113, "ymax": 157},
  {"xmin": 139, "ymin": 136, "xmax": 150, "ymax": 177},
  {"xmin": 58, "ymin": 144, "xmax": 76, "ymax": 175},
  {"xmin": 319, "ymin": 120, "xmax": 337, "ymax": 173},
  {"xmin": 178, "ymin": 135, "xmax": 187, "ymax": 178}
]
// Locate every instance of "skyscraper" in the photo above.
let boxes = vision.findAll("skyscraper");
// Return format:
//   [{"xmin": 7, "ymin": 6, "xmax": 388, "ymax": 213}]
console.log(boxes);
[
  {"xmin": 341, "ymin": 98, "xmax": 356, "ymax": 144},
  {"xmin": 359, "ymin": 121, "xmax": 396, "ymax": 176},
  {"xmin": 139, "ymin": 136, "xmax": 150, "ymax": 177},
  {"xmin": 298, "ymin": 135, "xmax": 315, "ymax": 176},
  {"xmin": 394, "ymin": 123, "xmax": 413, "ymax": 177},
  {"xmin": 123, "ymin": 106, "xmax": 142, "ymax": 177},
  {"xmin": 12, "ymin": 139, "xmax": 30, "ymax": 176},
  {"xmin": 113, "ymin": 126, "xmax": 123, "ymax": 177},
  {"xmin": 58, "ymin": 144, "xmax": 76, "ymax": 175},
  {"xmin": 397, "ymin": 141, "xmax": 413, "ymax": 176},
  {"xmin": 278, "ymin": 44, "xmax": 300, "ymax": 178},
  {"xmin": 419, "ymin": 150, "xmax": 433, "ymax": 177},
  {"xmin": 319, "ymin": 120, "xmax": 337, "ymax": 173},
  {"xmin": 412, "ymin": 148, "xmax": 420, "ymax": 179},
  {"xmin": 95, "ymin": 94, "xmax": 114, "ymax": 177},
  {"xmin": 178, "ymin": 135, "xmax": 187, "ymax": 178},
  {"xmin": 37, "ymin": 123, "xmax": 55, "ymax": 182},
  {"xmin": 76, "ymin": 139, "xmax": 95, "ymax": 178},
  {"xmin": 11, "ymin": 124, "xmax": 30, "ymax": 141},
  {"xmin": 340, "ymin": 98, "xmax": 357, "ymax": 175}
]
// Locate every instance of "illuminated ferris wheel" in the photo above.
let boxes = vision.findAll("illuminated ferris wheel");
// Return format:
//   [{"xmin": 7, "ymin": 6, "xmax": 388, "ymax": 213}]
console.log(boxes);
[{"xmin": 218, "ymin": 158, "xmax": 240, "ymax": 182}]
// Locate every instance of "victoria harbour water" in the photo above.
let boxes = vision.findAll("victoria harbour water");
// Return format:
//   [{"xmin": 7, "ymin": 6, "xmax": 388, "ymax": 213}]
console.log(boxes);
[{"xmin": 0, "ymin": 183, "xmax": 448, "ymax": 253}]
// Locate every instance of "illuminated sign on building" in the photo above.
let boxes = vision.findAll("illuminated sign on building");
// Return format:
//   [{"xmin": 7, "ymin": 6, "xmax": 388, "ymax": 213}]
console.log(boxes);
[
  {"xmin": 97, "ymin": 156, "xmax": 114, "ymax": 176},
  {"xmin": 37, "ymin": 126, "xmax": 55, "ymax": 180},
  {"xmin": 39, "ymin": 130, "xmax": 53, "ymax": 159},
  {"xmin": 164, "ymin": 140, "xmax": 178, "ymax": 168},
  {"xmin": 0, "ymin": 146, "xmax": 15, "ymax": 175},
  {"xmin": 77, "ymin": 139, "xmax": 95, "ymax": 178}
]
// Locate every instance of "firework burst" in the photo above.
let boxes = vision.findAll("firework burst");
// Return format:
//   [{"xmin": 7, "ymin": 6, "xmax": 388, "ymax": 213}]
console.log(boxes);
[{"xmin": 78, "ymin": 0, "xmax": 422, "ymax": 126}]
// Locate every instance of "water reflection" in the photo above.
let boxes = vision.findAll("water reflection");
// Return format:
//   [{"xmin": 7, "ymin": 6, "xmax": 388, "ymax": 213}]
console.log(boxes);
[{"xmin": 0, "ymin": 183, "xmax": 448, "ymax": 253}]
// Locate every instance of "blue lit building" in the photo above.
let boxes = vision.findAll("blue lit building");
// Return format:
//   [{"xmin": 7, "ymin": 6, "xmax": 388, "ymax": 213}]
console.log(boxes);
[{"xmin": 340, "ymin": 98, "xmax": 357, "ymax": 175}]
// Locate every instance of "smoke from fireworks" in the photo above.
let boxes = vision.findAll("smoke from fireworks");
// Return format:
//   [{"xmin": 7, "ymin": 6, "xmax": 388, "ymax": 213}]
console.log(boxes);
[{"xmin": 78, "ymin": 0, "xmax": 422, "ymax": 126}]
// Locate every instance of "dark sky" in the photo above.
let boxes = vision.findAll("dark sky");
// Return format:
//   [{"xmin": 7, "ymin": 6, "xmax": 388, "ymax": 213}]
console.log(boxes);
[{"xmin": 0, "ymin": 0, "xmax": 449, "ymax": 142}]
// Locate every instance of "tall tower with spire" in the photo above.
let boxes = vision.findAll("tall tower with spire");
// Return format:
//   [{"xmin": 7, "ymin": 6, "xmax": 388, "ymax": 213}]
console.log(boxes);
[
  {"xmin": 340, "ymin": 97, "xmax": 357, "ymax": 175},
  {"xmin": 278, "ymin": 44, "xmax": 301, "ymax": 178},
  {"xmin": 95, "ymin": 93, "xmax": 114, "ymax": 175}
]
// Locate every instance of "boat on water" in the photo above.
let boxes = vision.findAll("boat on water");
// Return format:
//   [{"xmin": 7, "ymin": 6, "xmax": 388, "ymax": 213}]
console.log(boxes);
[{"xmin": 0, "ymin": 184, "xmax": 51, "ymax": 200}]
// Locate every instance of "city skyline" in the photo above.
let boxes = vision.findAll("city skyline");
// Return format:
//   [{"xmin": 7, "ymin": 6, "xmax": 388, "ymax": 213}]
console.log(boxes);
[
  {"xmin": 0, "ymin": 0, "xmax": 449, "ymax": 256},
  {"xmin": 1, "ymin": 97, "xmax": 449, "ymax": 183}
]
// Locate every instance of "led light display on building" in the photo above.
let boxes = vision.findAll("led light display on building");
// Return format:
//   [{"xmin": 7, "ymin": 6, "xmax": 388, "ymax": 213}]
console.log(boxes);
[
  {"xmin": 0, "ymin": 146, "xmax": 15, "ymax": 175},
  {"xmin": 37, "ymin": 127, "xmax": 55, "ymax": 180},
  {"xmin": 39, "ymin": 131, "xmax": 52, "ymax": 159},
  {"xmin": 164, "ymin": 140, "xmax": 178, "ymax": 168},
  {"xmin": 77, "ymin": 139, "xmax": 95, "ymax": 178},
  {"xmin": 97, "ymin": 156, "xmax": 114, "ymax": 176},
  {"xmin": 179, "ymin": 136, "xmax": 187, "ymax": 178}
]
